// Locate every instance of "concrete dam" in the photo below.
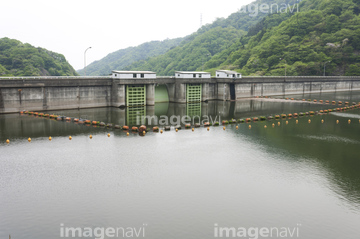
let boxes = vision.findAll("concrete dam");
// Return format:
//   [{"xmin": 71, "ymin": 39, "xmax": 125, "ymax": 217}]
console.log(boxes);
[{"xmin": 1, "ymin": 75, "xmax": 360, "ymax": 113}]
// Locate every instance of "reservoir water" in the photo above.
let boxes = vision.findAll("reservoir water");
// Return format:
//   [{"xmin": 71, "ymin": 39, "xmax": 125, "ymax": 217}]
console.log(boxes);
[{"xmin": 1, "ymin": 91, "xmax": 360, "ymax": 239}]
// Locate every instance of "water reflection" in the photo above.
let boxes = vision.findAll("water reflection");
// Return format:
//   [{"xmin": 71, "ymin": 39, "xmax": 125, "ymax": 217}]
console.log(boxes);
[{"xmin": 1, "ymin": 91, "xmax": 360, "ymax": 239}]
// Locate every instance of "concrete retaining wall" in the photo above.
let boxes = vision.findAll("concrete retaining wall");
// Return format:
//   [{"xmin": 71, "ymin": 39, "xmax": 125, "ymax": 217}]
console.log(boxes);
[{"xmin": 1, "ymin": 76, "xmax": 360, "ymax": 113}]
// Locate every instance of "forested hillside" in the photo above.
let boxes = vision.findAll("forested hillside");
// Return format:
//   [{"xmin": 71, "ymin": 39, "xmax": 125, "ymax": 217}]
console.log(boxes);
[
  {"xmin": 124, "ymin": 26, "xmax": 246, "ymax": 75},
  {"xmin": 123, "ymin": 0, "xmax": 298, "ymax": 75},
  {"xmin": 124, "ymin": 0, "xmax": 360, "ymax": 76},
  {"xmin": 0, "ymin": 38, "xmax": 78, "ymax": 76},
  {"xmin": 77, "ymin": 38, "xmax": 184, "ymax": 76},
  {"xmin": 214, "ymin": 0, "xmax": 360, "ymax": 76},
  {"xmin": 86, "ymin": 0, "xmax": 297, "ymax": 76}
]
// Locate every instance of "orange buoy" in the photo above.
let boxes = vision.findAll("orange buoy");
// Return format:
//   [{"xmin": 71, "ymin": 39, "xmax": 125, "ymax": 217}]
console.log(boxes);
[
  {"xmin": 28, "ymin": 137, "xmax": 31, "ymax": 142},
  {"xmin": 321, "ymin": 119, "xmax": 324, "ymax": 123},
  {"xmin": 277, "ymin": 122, "xmax": 280, "ymax": 126},
  {"xmin": 176, "ymin": 128, "xmax": 178, "ymax": 132},
  {"xmin": 107, "ymin": 133, "xmax": 110, "ymax": 137},
  {"xmin": 131, "ymin": 126, "xmax": 138, "ymax": 132},
  {"xmin": 336, "ymin": 120, "xmax": 339, "ymax": 124},
  {"xmin": 272, "ymin": 123, "xmax": 275, "ymax": 127},
  {"xmin": 89, "ymin": 135, "xmax": 92, "ymax": 139},
  {"xmin": 192, "ymin": 128, "xmax": 194, "ymax": 131},
  {"xmin": 264, "ymin": 125, "xmax": 267, "ymax": 129},
  {"xmin": 348, "ymin": 119, "xmax": 351, "ymax": 124},
  {"xmin": 69, "ymin": 136, "xmax": 72, "ymax": 140},
  {"xmin": 49, "ymin": 136, "xmax": 52, "ymax": 141},
  {"xmin": 286, "ymin": 121, "xmax": 288, "ymax": 125},
  {"xmin": 249, "ymin": 125, "xmax": 252, "ymax": 129},
  {"xmin": 207, "ymin": 127, "xmax": 210, "ymax": 131},
  {"xmin": 160, "ymin": 130, "xmax": 163, "ymax": 134},
  {"xmin": 6, "ymin": 139, "xmax": 10, "ymax": 144},
  {"xmin": 308, "ymin": 119, "xmax": 311, "ymax": 123},
  {"xmin": 236, "ymin": 126, "xmax": 238, "ymax": 130},
  {"xmin": 223, "ymin": 126, "xmax": 226, "ymax": 130},
  {"xmin": 296, "ymin": 120, "xmax": 298, "ymax": 124}
]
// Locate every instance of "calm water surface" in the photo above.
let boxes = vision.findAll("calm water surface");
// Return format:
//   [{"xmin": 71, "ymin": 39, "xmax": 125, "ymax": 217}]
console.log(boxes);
[{"xmin": 1, "ymin": 91, "xmax": 360, "ymax": 239}]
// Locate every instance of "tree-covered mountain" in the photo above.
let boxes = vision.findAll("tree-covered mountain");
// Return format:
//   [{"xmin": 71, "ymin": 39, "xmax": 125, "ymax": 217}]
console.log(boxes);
[
  {"xmin": 0, "ymin": 37, "xmax": 78, "ymax": 76},
  {"xmin": 122, "ymin": 0, "xmax": 298, "ymax": 75},
  {"xmin": 77, "ymin": 38, "xmax": 184, "ymax": 76},
  {"xmin": 123, "ymin": 0, "xmax": 360, "ymax": 76},
  {"xmin": 82, "ymin": 0, "xmax": 296, "ymax": 76},
  {"xmin": 124, "ymin": 26, "xmax": 246, "ymax": 75},
  {"xmin": 212, "ymin": 0, "xmax": 360, "ymax": 76}
]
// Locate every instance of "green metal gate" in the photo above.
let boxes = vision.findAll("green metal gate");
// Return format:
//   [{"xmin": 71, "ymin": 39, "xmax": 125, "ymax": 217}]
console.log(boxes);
[
  {"xmin": 126, "ymin": 85, "xmax": 146, "ymax": 107},
  {"xmin": 186, "ymin": 84, "xmax": 202, "ymax": 103}
]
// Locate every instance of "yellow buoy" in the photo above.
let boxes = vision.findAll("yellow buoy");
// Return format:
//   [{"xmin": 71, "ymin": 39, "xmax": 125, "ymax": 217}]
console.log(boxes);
[
  {"xmin": 248, "ymin": 125, "xmax": 252, "ymax": 129},
  {"xmin": 336, "ymin": 120, "xmax": 339, "ymax": 124},
  {"xmin": 272, "ymin": 123, "xmax": 275, "ymax": 128},
  {"xmin": 321, "ymin": 119, "xmax": 324, "ymax": 123},
  {"xmin": 69, "ymin": 136, "xmax": 72, "ymax": 140},
  {"xmin": 296, "ymin": 120, "xmax": 298, "ymax": 124},
  {"xmin": 6, "ymin": 139, "xmax": 10, "ymax": 144},
  {"xmin": 308, "ymin": 119, "xmax": 311, "ymax": 123},
  {"xmin": 160, "ymin": 130, "xmax": 163, "ymax": 134},
  {"xmin": 264, "ymin": 125, "xmax": 267, "ymax": 129},
  {"xmin": 107, "ymin": 133, "xmax": 110, "ymax": 137},
  {"xmin": 49, "ymin": 136, "xmax": 52, "ymax": 141},
  {"xmin": 236, "ymin": 126, "xmax": 238, "ymax": 130},
  {"xmin": 278, "ymin": 122, "xmax": 280, "ymax": 126},
  {"xmin": 223, "ymin": 126, "xmax": 226, "ymax": 130},
  {"xmin": 89, "ymin": 135, "xmax": 93, "ymax": 139},
  {"xmin": 192, "ymin": 128, "xmax": 194, "ymax": 131},
  {"xmin": 286, "ymin": 121, "xmax": 288, "ymax": 125},
  {"xmin": 348, "ymin": 119, "xmax": 351, "ymax": 124},
  {"xmin": 127, "ymin": 132, "xmax": 130, "ymax": 136},
  {"xmin": 207, "ymin": 127, "xmax": 210, "ymax": 131},
  {"xmin": 28, "ymin": 137, "xmax": 31, "ymax": 142}
]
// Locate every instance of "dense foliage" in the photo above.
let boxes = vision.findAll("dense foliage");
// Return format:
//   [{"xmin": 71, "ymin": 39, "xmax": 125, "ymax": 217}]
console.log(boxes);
[
  {"xmin": 0, "ymin": 38, "xmax": 78, "ymax": 76},
  {"xmin": 77, "ymin": 38, "xmax": 184, "ymax": 76},
  {"xmin": 123, "ymin": 0, "xmax": 360, "ymax": 76},
  {"xmin": 216, "ymin": 0, "xmax": 360, "ymax": 76}
]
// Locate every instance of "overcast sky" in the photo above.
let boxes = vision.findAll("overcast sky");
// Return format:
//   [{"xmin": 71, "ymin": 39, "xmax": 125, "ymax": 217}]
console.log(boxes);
[{"xmin": 1, "ymin": 0, "xmax": 253, "ymax": 70}]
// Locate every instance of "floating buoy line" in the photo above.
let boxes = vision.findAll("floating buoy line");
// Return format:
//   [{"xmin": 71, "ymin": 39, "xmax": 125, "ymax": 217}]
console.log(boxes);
[{"xmin": 4, "ymin": 98, "xmax": 359, "ymax": 144}]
